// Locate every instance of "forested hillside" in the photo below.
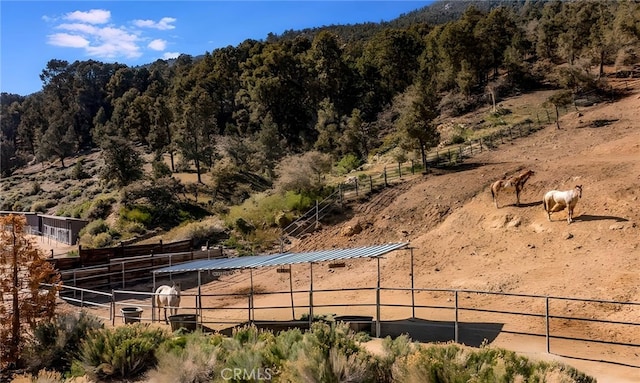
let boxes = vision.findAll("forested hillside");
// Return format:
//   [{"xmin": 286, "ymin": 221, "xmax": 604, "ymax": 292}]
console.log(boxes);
[{"xmin": 1, "ymin": 0, "xmax": 639, "ymax": 251}]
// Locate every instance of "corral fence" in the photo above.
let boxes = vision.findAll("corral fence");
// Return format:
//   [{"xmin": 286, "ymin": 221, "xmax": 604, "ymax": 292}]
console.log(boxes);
[
  {"xmin": 57, "ymin": 247, "xmax": 225, "ymax": 291},
  {"xmin": 47, "ymin": 239, "xmax": 194, "ymax": 270},
  {"xmin": 47, "ymin": 282, "xmax": 640, "ymax": 368}
]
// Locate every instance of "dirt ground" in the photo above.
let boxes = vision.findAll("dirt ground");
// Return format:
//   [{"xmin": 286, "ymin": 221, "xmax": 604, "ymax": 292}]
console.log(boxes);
[
  {"xmin": 50, "ymin": 81, "xmax": 640, "ymax": 382},
  {"xmin": 198, "ymin": 83, "xmax": 640, "ymax": 382}
]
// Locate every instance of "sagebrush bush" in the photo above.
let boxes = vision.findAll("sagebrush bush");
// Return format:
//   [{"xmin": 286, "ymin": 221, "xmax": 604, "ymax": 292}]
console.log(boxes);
[
  {"xmin": 86, "ymin": 197, "xmax": 114, "ymax": 220},
  {"xmin": 121, "ymin": 206, "xmax": 152, "ymax": 226},
  {"xmin": 391, "ymin": 343, "xmax": 597, "ymax": 383},
  {"xmin": 80, "ymin": 219, "xmax": 109, "ymax": 236},
  {"xmin": 23, "ymin": 311, "xmax": 103, "ymax": 374},
  {"xmin": 30, "ymin": 200, "xmax": 56, "ymax": 213},
  {"xmin": 278, "ymin": 322, "xmax": 375, "ymax": 383},
  {"xmin": 77, "ymin": 324, "xmax": 168, "ymax": 381},
  {"xmin": 146, "ymin": 331, "xmax": 223, "ymax": 383}
]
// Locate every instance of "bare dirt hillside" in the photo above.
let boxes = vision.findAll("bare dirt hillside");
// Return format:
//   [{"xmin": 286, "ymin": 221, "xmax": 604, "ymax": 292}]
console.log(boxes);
[{"xmin": 197, "ymin": 84, "xmax": 640, "ymax": 382}]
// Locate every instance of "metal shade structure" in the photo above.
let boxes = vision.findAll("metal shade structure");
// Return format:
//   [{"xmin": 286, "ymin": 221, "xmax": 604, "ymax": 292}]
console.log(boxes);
[
  {"xmin": 153, "ymin": 242, "xmax": 409, "ymax": 274},
  {"xmin": 151, "ymin": 242, "xmax": 411, "ymax": 335}
]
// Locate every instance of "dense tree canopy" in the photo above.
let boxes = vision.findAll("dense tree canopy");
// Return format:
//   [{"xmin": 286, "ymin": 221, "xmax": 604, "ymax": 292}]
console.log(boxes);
[{"xmin": 0, "ymin": 0, "xmax": 638, "ymax": 181}]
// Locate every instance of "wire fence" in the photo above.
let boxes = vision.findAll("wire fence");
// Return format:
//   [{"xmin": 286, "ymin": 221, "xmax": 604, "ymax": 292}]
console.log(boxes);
[{"xmin": 281, "ymin": 112, "xmax": 555, "ymax": 242}]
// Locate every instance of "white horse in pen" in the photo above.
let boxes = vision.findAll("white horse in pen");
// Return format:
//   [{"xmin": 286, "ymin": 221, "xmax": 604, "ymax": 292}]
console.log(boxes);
[
  {"xmin": 155, "ymin": 282, "xmax": 181, "ymax": 323},
  {"xmin": 543, "ymin": 185, "xmax": 583, "ymax": 224}
]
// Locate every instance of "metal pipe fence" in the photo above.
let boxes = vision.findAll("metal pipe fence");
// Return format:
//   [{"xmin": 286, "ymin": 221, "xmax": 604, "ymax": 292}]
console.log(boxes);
[{"xmin": 50, "ymin": 282, "xmax": 640, "ymax": 367}]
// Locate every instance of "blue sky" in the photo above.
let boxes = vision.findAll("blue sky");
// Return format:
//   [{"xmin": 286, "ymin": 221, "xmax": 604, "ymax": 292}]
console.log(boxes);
[{"xmin": 1, "ymin": 1, "xmax": 433, "ymax": 96}]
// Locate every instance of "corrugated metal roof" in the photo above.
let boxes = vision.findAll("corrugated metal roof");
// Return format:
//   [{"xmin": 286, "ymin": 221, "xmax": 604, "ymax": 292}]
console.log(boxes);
[{"xmin": 153, "ymin": 242, "xmax": 409, "ymax": 274}]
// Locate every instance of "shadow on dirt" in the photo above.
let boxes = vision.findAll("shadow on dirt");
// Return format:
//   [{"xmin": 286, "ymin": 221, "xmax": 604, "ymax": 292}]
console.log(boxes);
[{"xmin": 573, "ymin": 214, "xmax": 628, "ymax": 222}]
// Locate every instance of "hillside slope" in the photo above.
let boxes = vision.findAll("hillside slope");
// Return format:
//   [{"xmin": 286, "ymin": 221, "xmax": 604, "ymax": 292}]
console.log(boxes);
[{"xmin": 289, "ymin": 86, "xmax": 640, "ymax": 301}]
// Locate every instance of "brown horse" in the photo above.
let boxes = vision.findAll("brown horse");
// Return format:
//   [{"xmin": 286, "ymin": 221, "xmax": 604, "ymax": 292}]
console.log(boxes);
[{"xmin": 491, "ymin": 169, "xmax": 535, "ymax": 208}]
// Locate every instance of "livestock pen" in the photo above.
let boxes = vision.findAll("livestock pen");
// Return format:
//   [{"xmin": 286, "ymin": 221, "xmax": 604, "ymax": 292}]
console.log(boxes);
[{"xmin": 46, "ymin": 243, "xmax": 640, "ymax": 371}]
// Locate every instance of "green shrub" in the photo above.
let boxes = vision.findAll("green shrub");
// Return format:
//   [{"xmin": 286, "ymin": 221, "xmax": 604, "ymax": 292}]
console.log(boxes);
[
  {"xmin": 29, "ymin": 181, "xmax": 41, "ymax": 196},
  {"xmin": 146, "ymin": 331, "xmax": 223, "ymax": 383},
  {"xmin": 391, "ymin": 343, "xmax": 597, "ymax": 383},
  {"xmin": 23, "ymin": 311, "xmax": 104, "ymax": 374},
  {"xmin": 93, "ymin": 232, "xmax": 113, "ymax": 248},
  {"xmin": 152, "ymin": 160, "xmax": 172, "ymax": 180},
  {"xmin": 278, "ymin": 322, "xmax": 375, "ymax": 383},
  {"xmin": 71, "ymin": 159, "xmax": 90, "ymax": 180},
  {"xmin": 80, "ymin": 219, "xmax": 109, "ymax": 236},
  {"xmin": 234, "ymin": 218, "xmax": 255, "ymax": 235},
  {"xmin": 335, "ymin": 154, "xmax": 362, "ymax": 175},
  {"xmin": 79, "ymin": 231, "xmax": 113, "ymax": 249},
  {"xmin": 87, "ymin": 197, "xmax": 114, "ymax": 220},
  {"xmin": 121, "ymin": 206, "xmax": 152, "ymax": 226},
  {"xmin": 30, "ymin": 199, "xmax": 56, "ymax": 213},
  {"xmin": 77, "ymin": 324, "xmax": 168, "ymax": 381},
  {"xmin": 118, "ymin": 220, "xmax": 146, "ymax": 236}
]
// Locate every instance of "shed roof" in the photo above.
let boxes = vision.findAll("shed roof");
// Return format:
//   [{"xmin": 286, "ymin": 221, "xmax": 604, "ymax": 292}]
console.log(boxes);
[{"xmin": 153, "ymin": 242, "xmax": 409, "ymax": 274}]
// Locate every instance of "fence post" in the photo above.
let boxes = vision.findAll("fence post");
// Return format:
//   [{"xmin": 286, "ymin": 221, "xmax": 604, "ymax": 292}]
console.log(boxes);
[
  {"xmin": 121, "ymin": 261, "xmax": 125, "ymax": 289},
  {"xmin": 376, "ymin": 257, "xmax": 381, "ymax": 338},
  {"xmin": 479, "ymin": 138, "xmax": 483, "ymax": 152},
  {"xmin": 546, "ymin": 296, "xmax": 550, "ymax": 353},
  {"xmin": 411, "ymin": 160, "xmax": 415, "ymax": 175},
  {"xmin": 410, "ymin": 248, "xmax": 415, "ymax": 318},
  {"xmin": 309, "ymin": 263, "xmax": 314, "ymax": 327},
  {"xmin": 454, "ymin": 290, "xmax": 459, "ymax": 343},
  {"xmin": 355, "ymin": 179, "xmax": 359, "ymax": 196},
  {"xmin": 111, "ymin": 289, "xmax": 116, "ymax": 326},
  {"xmin": 383, "ymin": 167, "xmax": 388, "ymax": 187},
  {"xmin": 398, "ymin": 162, "xmax": 402, "ymax": 179},
  {"xmin": 369, "ymin": 175, "xmax": 373, "ymax": 192},
  {"xmin": 315, "ymin": 200, "xmax": 319, "ymax": 226}
]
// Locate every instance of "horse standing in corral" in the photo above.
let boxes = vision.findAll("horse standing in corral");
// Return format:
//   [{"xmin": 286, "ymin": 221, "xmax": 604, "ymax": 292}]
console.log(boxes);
[
  {"xmin": 155, "ymin": 282, "xmax": 181, "ymax": 324},
  {"xmin": 490, "ymin": 169, "xmax": 535, "ymax": 208},
  {"xmin": 543, "ymin": 185, "xmax": 583, "ymax": 224}
]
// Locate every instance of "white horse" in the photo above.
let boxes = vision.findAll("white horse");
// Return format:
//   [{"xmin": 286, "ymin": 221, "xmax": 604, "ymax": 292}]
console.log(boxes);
[
  {"xmin": 155, "ymin": 282, "xmax": 181, "ymax": 323},
  {"xmin": 543, "ymin": 185, "xmax": 583, "ymax": 224}
]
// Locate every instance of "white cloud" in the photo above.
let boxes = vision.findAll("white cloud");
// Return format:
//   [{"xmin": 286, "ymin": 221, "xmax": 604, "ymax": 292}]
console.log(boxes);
[
  {"xmin": 163, "ymin": 52, "xmax": 180, "ymax": 60},
  {"xmin": 133, "ymin": 17, "xmax": 176, "ymax": 30},
  {"xmin": 45, "ymin": 9, "xmax": 178, "ymax": 62},
  {"xmin": 47, "ymin": 33, "xmax": 89, "ymax": 48},
  {"xmin": 57, "ymin": 23, "xmax": 98, "ymax": 35},
  {"xmin": 148, "ymin": 39, "xmax": 167, "ymax": 51},
  {"xmin": 88, "ymin": 27, "xmax": 142, "ymax": 59},
  {"xmin": 65, "ymin": 9, "xmax": 110, "ymax": 24}
]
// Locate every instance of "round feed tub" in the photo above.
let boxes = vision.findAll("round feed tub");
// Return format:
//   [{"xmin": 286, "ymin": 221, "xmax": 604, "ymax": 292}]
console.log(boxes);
[
  {"xmin": 168, "ymin": 314, "xmax": 198, "ymax": 332},
  {"xmin": 334, "ymin": 315, "xmax": 373, "ymax": 333},
  {"xmin": 121, "ymin": 307, "xmax": 143, "ymax": 324}
]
